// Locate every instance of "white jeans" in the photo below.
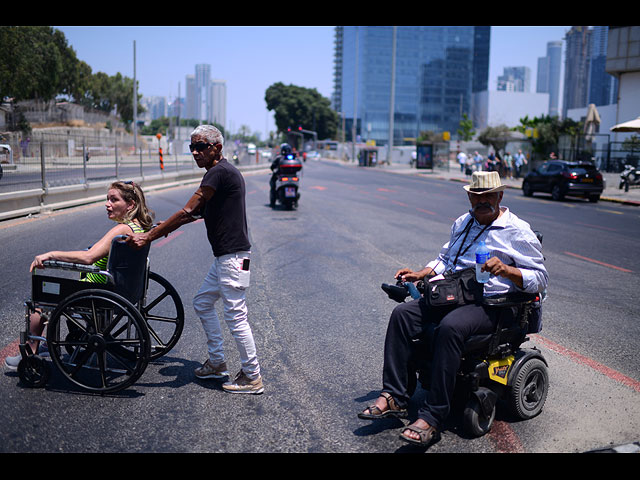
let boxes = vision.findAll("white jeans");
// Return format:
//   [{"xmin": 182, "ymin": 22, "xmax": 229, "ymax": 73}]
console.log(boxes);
[{"xmin": 193, "ymin": 251, "xmax": 260, "ymax": 379}]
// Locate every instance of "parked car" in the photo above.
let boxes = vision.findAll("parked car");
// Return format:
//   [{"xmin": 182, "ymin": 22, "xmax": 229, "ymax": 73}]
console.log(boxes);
[{"xmin": 522, "ymin": 160, "xmax": 604, "ymax": 202}]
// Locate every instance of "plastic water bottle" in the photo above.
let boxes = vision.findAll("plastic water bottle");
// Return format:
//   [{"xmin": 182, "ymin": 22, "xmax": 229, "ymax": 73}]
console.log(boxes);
[{"xmin": 475, "ymin": 241, "xmax": 491, "ymax": 283}]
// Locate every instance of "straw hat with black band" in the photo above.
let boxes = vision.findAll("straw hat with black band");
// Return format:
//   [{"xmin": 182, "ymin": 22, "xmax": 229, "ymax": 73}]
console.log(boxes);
[{"xmin": 463, "ymin": 171, "xmax": 506, "ymax": 194}]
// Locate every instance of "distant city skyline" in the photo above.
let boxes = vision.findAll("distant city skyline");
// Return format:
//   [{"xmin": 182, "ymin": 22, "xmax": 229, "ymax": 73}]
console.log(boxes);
[{"xmin": 55, "ymin": 26, "xmax": 570, "ymax": 139}]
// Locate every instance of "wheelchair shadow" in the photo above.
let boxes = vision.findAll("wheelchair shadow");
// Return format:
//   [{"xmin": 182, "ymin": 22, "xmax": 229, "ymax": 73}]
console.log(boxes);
[
  {"xmin": 8, "ymin": 365, "xmax": 146, "ymax": 399},
  {"xmin": 7, "ymin": 355, "xmax": 226, "ymax": 397}
]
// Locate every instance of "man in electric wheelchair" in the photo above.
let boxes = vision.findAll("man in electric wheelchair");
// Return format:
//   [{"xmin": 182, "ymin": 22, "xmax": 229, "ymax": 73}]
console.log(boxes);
[{"xmin": 358, "ymin": 171, "xmax": 549, "ymax": 447}]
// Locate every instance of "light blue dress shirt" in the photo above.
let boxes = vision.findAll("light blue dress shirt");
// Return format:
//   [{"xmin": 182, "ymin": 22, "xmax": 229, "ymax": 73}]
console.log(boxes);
[{"xmin": 425, "ymin": 207, "xmax": 548, "ymax": 296}]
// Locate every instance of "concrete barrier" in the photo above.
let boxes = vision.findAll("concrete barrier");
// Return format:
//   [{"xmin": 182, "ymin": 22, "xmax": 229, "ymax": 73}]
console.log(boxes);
[{"xmin": 0, "ymin": 164, "xmax": 269, "ymax": 222}]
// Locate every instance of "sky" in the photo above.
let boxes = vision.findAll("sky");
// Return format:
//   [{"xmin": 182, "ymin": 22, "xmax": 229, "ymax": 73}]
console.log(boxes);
[{"xmin": 55, "ymin": 26, "xmax": 571, "ymax": 140}]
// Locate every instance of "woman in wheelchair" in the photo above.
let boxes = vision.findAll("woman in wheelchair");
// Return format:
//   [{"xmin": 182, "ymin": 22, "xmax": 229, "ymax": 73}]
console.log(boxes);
[{"xmin": 4, "ymin": 181, "xmax": 154, "ymax": 371}]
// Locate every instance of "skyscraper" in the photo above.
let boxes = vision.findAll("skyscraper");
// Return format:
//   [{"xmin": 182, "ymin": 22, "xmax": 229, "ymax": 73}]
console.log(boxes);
[
  {"xmin": 497, "ymin": 66, "xmax": 531, "ymax": 92},
  {"xmin": 333, "ymin": 26, "xmax": 490, "ymax": 144},
  {"xmin": 563, "ymin": 26, "xmax": 592, "ymax": 118},
  {"xmin": 536, "ymin": 40, "xmax": 563, "ymax": 117},
  {"xmin": 185, "ymin": 64, "xmax": 227, "ymax": 130},
  {"xmin": 589, "ymin": 26, "xmax": 618, "ymax": 106}
]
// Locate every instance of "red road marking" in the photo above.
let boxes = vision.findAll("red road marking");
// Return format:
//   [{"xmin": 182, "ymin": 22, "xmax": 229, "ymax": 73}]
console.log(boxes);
[
  {"xmin": 152, "ymin": 230, "xmax": 184, "ymax": 248},
  {"xmin": 309, "ymin": 186, "xmax": 326, "ymax": 191},
  {"xmin": 391, "ymin": 200, "xmax": 408, "ymax": 207},
  {"xmin": 377, "ymin": 188, "xmax": 396, "ymax": 193},
  {"xmin": 0, "ymin": 339, "xmax": 19, "ymax": 366},
  {"xmin": 533, "ymin": 334, "xmax": 640, "ymax": 393},
  {"xmin": 564, "ymin": 251, "xmax": 632, "ymax": 273},
  {"xmin": 416, "ymin": 207, "xmax": 437, "ymax": 216},
  {"xmin": 574, "ymin": 221, "xmax": 617, "ymax": 232},
  {"xmin": 488, "ymin": 421, "xmax": 526, "ymax": 453}
]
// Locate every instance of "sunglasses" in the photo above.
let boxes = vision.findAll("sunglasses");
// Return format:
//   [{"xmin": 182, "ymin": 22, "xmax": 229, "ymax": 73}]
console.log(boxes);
[{"xmin": 189, "ymin": 142, "xmax": 214, "ymax": 152}]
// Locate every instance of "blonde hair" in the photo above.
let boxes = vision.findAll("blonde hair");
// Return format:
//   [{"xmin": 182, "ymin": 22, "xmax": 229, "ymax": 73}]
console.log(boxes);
[{"xmin": 110, "ymin": 181, "xmax": 155, "ymax": 231}]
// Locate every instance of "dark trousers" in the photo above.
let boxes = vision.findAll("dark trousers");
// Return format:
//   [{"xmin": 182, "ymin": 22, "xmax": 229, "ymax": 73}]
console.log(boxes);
[{"xmin": 382, "ymin": 298, "xmax": 508, "ymax": 430}]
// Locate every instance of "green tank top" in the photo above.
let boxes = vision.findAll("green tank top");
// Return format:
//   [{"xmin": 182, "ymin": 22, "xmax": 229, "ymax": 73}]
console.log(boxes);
[{"xmin": 83, "ymin": 221, "xmax": 146, "ymax": 284}]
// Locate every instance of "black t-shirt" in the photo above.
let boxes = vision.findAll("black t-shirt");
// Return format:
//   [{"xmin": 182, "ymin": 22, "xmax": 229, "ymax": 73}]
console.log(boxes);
[{"xmin": 199, "ymin": 158, "xmax": 251, "ymax": 257}]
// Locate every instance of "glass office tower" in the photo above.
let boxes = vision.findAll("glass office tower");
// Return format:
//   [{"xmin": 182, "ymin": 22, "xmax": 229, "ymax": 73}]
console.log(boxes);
[{"xmin": 334, "ymin": 26, "xmax": 489, "ymax": 145}]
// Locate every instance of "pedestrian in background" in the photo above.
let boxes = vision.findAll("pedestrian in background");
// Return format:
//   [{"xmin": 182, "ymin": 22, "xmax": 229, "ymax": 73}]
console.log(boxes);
[
  {"xmin": 457, "ymin": 151, "xmax": 468, "ymax": 173},
  {"xmin": 503, "ymin": 151, "xmax": 514, "ymax": 179},
  {"xmin": 473, "ymin": 151, "xmax": 483, "ymax": 172},
  {"xmin": 514, "ymin": 150, "xmax": 527, "ymax": 179}
]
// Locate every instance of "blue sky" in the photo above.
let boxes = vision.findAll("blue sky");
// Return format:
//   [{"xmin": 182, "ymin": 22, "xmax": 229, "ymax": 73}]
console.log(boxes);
[{"xmin": 55, "ymin": 26, "xmax": 570, "ymax": 139}]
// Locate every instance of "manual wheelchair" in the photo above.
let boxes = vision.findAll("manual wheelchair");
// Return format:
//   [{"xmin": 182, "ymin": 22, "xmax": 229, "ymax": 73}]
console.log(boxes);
[
  {"xmin": 16, "ymin": 235, "xmax": 184, "ymax": 394},
  {"xmin": 381, "ymin": 247, "xmax": 548, "ymax": 438}
]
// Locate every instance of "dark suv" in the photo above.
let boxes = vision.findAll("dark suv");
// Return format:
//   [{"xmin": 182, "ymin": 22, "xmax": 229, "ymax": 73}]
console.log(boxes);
[{"xmin": 522, "ymin": 160, "xmax": 604, "ymax": 202}]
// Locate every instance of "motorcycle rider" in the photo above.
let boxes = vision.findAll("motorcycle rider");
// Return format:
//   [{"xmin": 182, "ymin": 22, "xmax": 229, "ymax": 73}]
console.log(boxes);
[{"xmin": 270, "ymin": 143, "xmax": 294, "ymax": 207}]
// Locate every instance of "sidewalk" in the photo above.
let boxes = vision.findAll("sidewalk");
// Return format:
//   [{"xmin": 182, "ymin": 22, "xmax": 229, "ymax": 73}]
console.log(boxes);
[{"xmin": 347, "ymin": 160, "xmax": 640, "ymax": 207}]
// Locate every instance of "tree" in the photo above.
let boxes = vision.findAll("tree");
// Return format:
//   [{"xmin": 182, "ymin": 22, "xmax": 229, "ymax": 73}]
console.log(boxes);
[
  {"xmin": 0, "ymin": 26, "xmax": 143, "ymax": 131},
  {"xmin": 457, "ymin": 113, "xmax": 475, "ymax": 141},
  {"xmin": 264, "ymin": 82, "xmax": 338, "ymax": 140},
  {"xmin": 1, "ymin": 26, "xmax": 62, "ymax": 101},
  {"xmin": 477, "ymin": 125, "xmax": 513, "ymax": 159},
  {"xmin": 514, "ymin": 115, "xmax": 583, "ymax": 160}
]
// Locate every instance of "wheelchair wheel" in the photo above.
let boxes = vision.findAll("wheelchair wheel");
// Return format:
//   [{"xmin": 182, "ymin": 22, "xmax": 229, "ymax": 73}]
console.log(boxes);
[
  {"xmin": 18, "ymin": 355, "xmax": 51, "ymax": 388},
  {"xmin": 463, "ymin": 396, "xmax": 496, "ymax": 437},
  {"xmin": 46, "ymin": 289, "xmax": 150, "ymax": 394},
  {"xmin": 509, "ymin": 358, "xmax": 548, "ymax": 420},
  {"xmin": 140, "ymin": 271, "xmax": 185, "ymax": 360}
]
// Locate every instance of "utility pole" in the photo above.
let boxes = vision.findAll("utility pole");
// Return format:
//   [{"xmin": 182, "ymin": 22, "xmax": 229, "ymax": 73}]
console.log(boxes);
[
  {"xmin": 352, "ymin": 27, "xmax": 359, "ymax": 163},
  {"xmin": 387, "ymin": 26, "xmax": 397, "ymax": 164},
  {"xmin": 133, "ymin": 40, "xmax": 137, "ymax": 149}
]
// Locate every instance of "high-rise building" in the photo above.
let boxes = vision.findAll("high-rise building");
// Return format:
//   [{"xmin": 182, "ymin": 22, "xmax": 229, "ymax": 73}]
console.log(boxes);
[
  {"xmin": 184, "ymin": 65, "xmax": 227, "ymax": 130},
  {"xmin": 536, "ymin": 40, "xmax": 563, "ymax": 117},
  {"xmin": 497, "ymin": 66, "xmax": 531, "ymax": 92},
  {"xmin": 589, "ymin": 26, "xmax": 618, "ymax": 106},
  {"xmin": 332, "ymin": 26, "xmax": 490, "ymax": 144},
  {"xmin": 210, "ymin": 79, "xmax": 227, "ymax": 128},
  {"xmin": 563, "ymin": 26, "xmax": 592, "ymax": 118}
]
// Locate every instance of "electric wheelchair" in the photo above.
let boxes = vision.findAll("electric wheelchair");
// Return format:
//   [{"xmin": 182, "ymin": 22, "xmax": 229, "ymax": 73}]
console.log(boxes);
[
  {"xmin": 16, "ymin": 235, "xmax": 184, "ymax": 394},
  {"xmin": 381, "ymin": 236, "xmax": 548, "ymax": 438}
]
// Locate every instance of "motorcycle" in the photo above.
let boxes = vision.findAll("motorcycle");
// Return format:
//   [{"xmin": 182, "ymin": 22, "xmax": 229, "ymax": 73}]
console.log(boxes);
[
  {"xmin": 619, "ymin": 164, "xmax": 640, "ymax": 192},
  {"xmin": 271, "ymin": 153, "xmax": 302, "ymax": 209}
]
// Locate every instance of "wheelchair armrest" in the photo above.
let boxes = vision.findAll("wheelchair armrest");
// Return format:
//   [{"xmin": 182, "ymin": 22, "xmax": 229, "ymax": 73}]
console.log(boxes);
[
  {"xmin": 482, "ymin": 291, "xmax": 540, "ymax": 307},
  {"xmin": 42, "ymin": 260, "xmax": 101, "ymax": 273},
  {"xmin": 40, "ymin": 260, "xmax": 115, "ymax": 284}
]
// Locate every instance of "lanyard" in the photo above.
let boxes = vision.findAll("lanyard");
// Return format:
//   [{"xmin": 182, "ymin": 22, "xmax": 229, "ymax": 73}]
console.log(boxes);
[{"xmin": 449, "ymin": 218, "xmax": 490, "ymax": 271}]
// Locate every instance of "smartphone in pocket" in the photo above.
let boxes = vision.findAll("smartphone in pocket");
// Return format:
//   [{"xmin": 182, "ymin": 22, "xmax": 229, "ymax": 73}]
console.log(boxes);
[{"xmin": 238, "ymin": 257, "xmax": 250, "ymax": 288}]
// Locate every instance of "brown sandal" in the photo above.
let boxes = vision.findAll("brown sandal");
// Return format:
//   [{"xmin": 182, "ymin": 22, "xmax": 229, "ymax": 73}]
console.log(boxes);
[
  {"xmin": 399, "ymin": 424, "xmax": 440, "ymax": 446},
  {"xmin": 358, "ymin": 392, "xmax": 408, "ymax": 419}
]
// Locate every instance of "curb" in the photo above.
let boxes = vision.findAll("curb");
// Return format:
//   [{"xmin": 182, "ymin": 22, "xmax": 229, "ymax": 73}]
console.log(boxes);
[{"xmin": 373, "ymin": 165, "xmax": 640, "ymax": 207}]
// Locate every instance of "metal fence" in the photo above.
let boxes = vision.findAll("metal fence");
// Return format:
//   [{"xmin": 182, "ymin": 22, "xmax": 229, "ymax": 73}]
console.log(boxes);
[
  {"xmin": 557, "ymin": 133, "xmax": 640, "ymax": 172},
  {"xmin": 0, "ymin": 131, "xmax": 268, "ymax": 195}
]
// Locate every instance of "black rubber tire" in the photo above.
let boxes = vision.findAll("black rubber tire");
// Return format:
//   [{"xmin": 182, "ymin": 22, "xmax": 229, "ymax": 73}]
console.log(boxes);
[
  {"xmin": 509, "ymin": 358, "xmax": 549, "ymax": 420},
  {"xmin": 18, "ymin": 355, "xmax": 50, "ymax": 388},
  {"xmin": 141, "ymin": 271, "xmax": 185, "ymax": 360},
  {"xmin": 463, "ymin": 397, "xmax": 496, "ymax": 437},
  {"xmin": 46, "ymin": 289, "xmax": 150, "ymax": 394}
]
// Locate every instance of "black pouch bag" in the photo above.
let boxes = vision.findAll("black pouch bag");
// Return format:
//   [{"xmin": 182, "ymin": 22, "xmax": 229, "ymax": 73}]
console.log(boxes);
[{"xmin": 426, "ymin": 268, "xmax": 484, "ymax": 307}]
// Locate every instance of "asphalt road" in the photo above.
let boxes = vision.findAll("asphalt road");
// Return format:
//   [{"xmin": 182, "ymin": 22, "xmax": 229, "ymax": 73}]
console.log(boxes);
[{"xmin": 1, "ymin": 160, "xmax": 639, "ymax": 453}]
